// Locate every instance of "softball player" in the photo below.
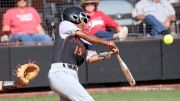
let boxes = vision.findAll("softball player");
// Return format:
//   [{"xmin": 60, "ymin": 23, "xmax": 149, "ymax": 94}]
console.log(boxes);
[{"xmin": 48, "ymin": 7, "xmax": 119, "ymax": 101}]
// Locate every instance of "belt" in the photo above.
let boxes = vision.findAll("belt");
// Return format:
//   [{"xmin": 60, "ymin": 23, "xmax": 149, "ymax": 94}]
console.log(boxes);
[
  {"xmin": 63, "ymin": 63, "xmax": 78, "ymax": 71},
  {"xmin": 53, "ymin": 63, "xmax": 78, "ymax": 71}
]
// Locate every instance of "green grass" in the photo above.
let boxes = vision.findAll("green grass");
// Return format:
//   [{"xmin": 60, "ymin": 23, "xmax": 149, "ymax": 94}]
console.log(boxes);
[{"xmin": 0, "ymin": 89, "xmax": 180, "ymax": 101}]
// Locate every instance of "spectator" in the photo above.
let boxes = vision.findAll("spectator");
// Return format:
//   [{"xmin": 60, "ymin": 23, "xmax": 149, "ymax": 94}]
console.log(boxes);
[
  {"xmin": 133, "ymin": 0, "xmax": 176, "ymax": 36},
  {"xmin": 1, "ymin": 0, "xmax": 52, "ymax": 44},
  {"xmin": 80, "ymin": 0, "xmax": 128, "ymax": 40}
]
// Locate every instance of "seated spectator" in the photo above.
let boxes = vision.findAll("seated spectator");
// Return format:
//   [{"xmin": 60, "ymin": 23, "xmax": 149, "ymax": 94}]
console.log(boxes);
[
  {"xmin": 133, "ymin": 0, "xmax": 176, "ymax": 36},
  {"xmin": 1, "ymin": 0, "xmax": 52, "ymax": 44},
  {"xmin": 80, "ymin": 0, "xmax": 128, "ymax": 40}
]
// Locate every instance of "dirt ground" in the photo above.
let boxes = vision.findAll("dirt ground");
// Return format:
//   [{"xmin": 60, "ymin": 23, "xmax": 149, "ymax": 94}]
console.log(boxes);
[{"xmin": 0, "ymin": 83, "xmax": 180, "ymax": 99}]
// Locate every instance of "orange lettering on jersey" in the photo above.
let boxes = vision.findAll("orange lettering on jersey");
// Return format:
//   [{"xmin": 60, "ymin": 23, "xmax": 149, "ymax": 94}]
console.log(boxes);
[{"xmin": 74, "ymin": 46, "xmax": 84, "ymax": 56}]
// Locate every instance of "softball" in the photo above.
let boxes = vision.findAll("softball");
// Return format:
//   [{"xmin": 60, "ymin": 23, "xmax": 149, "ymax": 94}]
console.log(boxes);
[{"xmin": 163, "ymin": 34, "xmax": 173, "ymax": 45}]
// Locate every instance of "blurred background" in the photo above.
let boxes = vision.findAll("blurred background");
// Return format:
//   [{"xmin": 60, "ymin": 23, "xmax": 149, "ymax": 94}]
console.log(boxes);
[{"xmin": 0, "ymin": 0, "xmax": 179, "ymax": 38}]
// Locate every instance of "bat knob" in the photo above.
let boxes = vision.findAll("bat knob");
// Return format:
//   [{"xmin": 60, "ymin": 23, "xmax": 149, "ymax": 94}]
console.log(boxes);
[{"xmin": 130, "ymin": 79, "xmax": 136, "ymax": 86}]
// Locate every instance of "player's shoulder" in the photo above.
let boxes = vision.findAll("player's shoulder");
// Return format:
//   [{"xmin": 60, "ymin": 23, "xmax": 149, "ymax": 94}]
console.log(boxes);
[
  {"xmin": 60, "ymin": 21, "xmax": 77, "ymax": 28},
  {"xmin": 59, "ymin": 21, "xmax": 80, "ymax": 34},
  {"xmin": 60, "ymin": 20, "xmax": 74, "ymax": 25}
]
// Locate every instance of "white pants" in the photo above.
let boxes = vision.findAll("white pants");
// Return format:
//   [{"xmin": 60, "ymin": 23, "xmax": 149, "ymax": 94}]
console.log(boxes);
[{"xmin": 48, "ymin": 63, "xmax": 94, "ymax": 101}]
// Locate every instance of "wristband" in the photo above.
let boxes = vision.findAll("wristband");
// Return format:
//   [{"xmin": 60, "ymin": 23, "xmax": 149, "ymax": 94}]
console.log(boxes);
[
  {"xmin": 98, "ymin": 52, "xmax": 111, "ymax": 61},
  {"xmin": 108, "ymin": 41, "xmax": 114, "ymax": 46},
  {"xmin": 2, "ymin": 81, "xmax": 16, "ymax": 91}
]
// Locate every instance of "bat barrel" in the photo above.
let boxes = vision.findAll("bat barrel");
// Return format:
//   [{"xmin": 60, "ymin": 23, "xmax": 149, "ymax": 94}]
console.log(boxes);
[{"xmin": 116, "ymin": 54, "xmax": 136, "ymax": 86}]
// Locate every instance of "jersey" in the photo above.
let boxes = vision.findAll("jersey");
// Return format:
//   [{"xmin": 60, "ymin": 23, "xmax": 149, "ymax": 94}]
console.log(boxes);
[{"xmin": 53, "ymin": 21, "xmax": 97, "ymax": 66}]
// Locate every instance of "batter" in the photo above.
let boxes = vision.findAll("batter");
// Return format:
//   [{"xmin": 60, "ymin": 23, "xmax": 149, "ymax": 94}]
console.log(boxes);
[{"xmin": 48, "ymin": 7, "xmax": 119, "ymax": 101}]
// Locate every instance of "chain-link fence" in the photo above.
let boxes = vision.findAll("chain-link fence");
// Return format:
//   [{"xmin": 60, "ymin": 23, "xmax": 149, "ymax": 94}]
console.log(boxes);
[
  {"xmin": 0, "ymin": 0, "xmax": 180, "ymax": 39},
  {"xmin": 0, "ymin": 0, "xmax": 80, "ymax": 37},
  {"xmin": 34, "ymin": 0, "xmax": 80, "ymax": 35}
]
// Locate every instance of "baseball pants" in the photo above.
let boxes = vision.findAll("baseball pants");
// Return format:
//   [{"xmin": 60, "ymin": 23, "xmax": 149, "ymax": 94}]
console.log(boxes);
[{"xmin": 48, "ymin": 63, "xmax": 94, "ymax": 101}]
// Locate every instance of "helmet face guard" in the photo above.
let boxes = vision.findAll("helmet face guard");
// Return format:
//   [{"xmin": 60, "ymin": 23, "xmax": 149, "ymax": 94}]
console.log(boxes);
[
  {"xmin": 71, "ymin": 12, "xmax": 90, "ymax": 24},
  {"xmin": 72, "ymin": 12, "xmax": 92, "ymax": 31},
  {"xmin": 62, "ymin": 7, "xmax": 92, "ymax": 31},
  {"xmin": 79, "ymin": 12, "xmax": 91, "ymax": 24},
  {"xmin": 62, "ymin": 7, "xmax": 90, "ymax": 24}
]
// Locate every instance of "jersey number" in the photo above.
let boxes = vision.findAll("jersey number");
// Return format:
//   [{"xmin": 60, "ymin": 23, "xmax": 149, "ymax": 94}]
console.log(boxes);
[{"xmin": 74, "ymin": 46, "xmax": 84, "ymax": 56}]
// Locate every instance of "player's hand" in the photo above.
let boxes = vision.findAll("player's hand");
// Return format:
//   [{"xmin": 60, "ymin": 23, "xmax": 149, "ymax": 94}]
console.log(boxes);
[
  {"xmin": 107, "ymin": 41, "xmax": 119, "ymax": 54},
  {"xmin": 107, "ymin": 41, "xmax": 117, "ymax": 49},
  {"xmin": 110, "ymin": 47, "xmax": 119, "ymax": 55},
  {"xmin": 15, "ymin": 77, "xmax": 29, "ymax": 88}
]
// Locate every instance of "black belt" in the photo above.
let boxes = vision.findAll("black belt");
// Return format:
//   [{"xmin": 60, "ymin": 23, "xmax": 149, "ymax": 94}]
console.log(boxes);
[{"xmin": 62, "ymin": 63, "xmax": 78, "ymax": 71}]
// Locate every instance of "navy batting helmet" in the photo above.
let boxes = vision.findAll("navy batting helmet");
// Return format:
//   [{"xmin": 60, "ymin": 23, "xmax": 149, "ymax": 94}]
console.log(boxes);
[{"xmin": 62, "ymin": 7, "xmax": 90, "ymax": 24}]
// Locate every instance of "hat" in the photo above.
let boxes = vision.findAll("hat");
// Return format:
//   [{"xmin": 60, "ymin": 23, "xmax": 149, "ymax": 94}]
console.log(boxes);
[{"xmin": 80, "ymin": 0, "xmax": 99, "ymax": 7}]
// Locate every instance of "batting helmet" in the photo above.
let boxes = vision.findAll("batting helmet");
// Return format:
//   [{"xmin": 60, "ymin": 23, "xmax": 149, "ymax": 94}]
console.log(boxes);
[
  {"xmin": 62, "ymin": 7, "xmax": 90, "ymax": 24},
  {"xmin": 80, "ymin": 0, "xmax": 99, "ymax": 7}
]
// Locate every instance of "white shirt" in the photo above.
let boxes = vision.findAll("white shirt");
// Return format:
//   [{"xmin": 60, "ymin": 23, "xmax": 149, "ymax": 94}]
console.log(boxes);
[{"xmin": 133, "ymin": 0, "xmax": 175, "ymax": 22}]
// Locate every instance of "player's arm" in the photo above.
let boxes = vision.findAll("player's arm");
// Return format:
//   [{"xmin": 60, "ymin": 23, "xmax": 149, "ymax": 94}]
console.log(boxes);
[
  {"xmin": 87, "ymin": 47, "xmax": 119, "ymax": 63},
  {"xmin": 75, "ymin": 30, "xmax": 116, "ymax": 49},
  {"xmin": 75, "ymin": 30, "xmax": 119, "ymax": 63},
  {"xmin": 0, "ymin": 81, "xmax": 17, "ymax": 91},
  {"xmin": 0, "ymin": 79, "xmax": 28, "ymax": 91},
  {"xmin": 76, "ymin": 30, "xmax": 108, "ymax": 45}
]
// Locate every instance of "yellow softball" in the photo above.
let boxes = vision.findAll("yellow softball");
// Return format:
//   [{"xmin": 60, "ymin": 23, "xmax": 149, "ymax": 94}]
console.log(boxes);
[{"xmin": 163, "ymin": 34, "xmax": 173, "ymax": 45}]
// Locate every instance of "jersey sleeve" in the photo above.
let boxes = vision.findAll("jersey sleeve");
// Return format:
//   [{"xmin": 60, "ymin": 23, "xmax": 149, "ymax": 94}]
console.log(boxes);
[
  {"xmin": 59, "ymin": 21, "xmax": 81, "ymax": 38},
  {"xmin": 86, "ymin": 45, "xmax": 97, "ymax": 60}
]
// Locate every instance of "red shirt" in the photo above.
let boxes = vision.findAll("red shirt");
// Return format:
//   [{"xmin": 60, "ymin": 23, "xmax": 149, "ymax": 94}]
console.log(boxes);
[
  {"xmin": 3, "ymin": 7, "xmax": 41, "ymax": 35},
  {"xmin": 84, "ymin": 11, "xmax": 120, "ymax": 35}
]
